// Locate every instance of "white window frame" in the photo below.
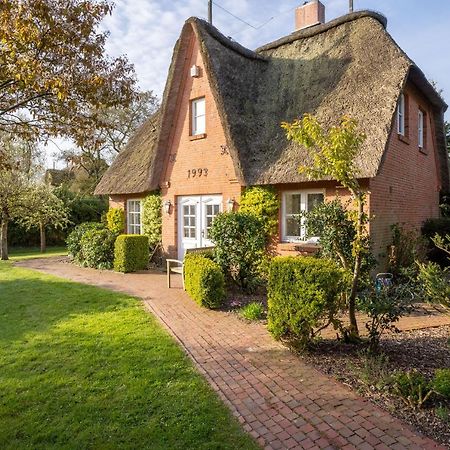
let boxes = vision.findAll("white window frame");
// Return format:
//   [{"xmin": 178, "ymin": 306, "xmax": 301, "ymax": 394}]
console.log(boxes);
[
  {"xmin": 127, "ymin": 199, "xmax": 142, "ymax": 234},
  {"xmin": 281, "ymin": 190, "xmax": 325, "ymax": 243},
  {"xmin": 418, "ymin": 109, "xmax": 424, "ymax": 149},
  {"xmin": 397, "ymin": 93, "xmax": 405, "ymax": 135},
  {"xmin": 191, "ymin": 97, "xmax": 206, "ymax": 135}
]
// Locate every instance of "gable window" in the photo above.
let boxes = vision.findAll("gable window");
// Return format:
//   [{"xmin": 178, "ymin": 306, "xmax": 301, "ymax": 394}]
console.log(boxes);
[
  {"xmin": 418, "ymin": 109, "xmax": 425, "ymax": 149},
  {"xmin": 397, "ymin": 93, "xmax": 405, "ymax": 135},
  {"xmin": 191, "ymin": 97, "xmax": 205, "ymax": 135},
  {"xmin": 127, "ymin": 199, "xmax": 142, "ymax": 234},
  {"xmin": 282, "ymin": 191, "xmax": 324, "ymax": 242}
]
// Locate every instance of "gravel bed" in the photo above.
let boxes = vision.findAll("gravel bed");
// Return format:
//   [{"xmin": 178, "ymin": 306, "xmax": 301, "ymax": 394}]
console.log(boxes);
[{"xmin": 302, "ymin": 326, "xmax": 450, "ymax": 448}]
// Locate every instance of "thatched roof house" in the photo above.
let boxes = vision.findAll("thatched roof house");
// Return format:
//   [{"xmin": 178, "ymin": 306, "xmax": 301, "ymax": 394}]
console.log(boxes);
[{"xmin": 95, "ymin": 3, "xmax": 448, "ymax": 264}]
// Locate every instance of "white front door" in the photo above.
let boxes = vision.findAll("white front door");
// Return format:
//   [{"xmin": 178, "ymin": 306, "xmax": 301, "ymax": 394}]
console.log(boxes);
[{"xmin": 178, "ymin": 195, "xmax": 222, "ymax": 259}]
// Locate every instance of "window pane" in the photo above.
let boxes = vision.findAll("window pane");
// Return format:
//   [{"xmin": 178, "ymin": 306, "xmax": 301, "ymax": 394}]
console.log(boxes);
[
  {"xmin": 307, "ymin": 193, "xmax": 324, "ymax": 212},
  {"xmin": 196, "ymin": 115, "xmax": 205, "ymax": 134},
  {"xmin": 195, "ymin": 98, "xmax": 205, "ymax": 115},
  {"xmin": 286, "ymin": 217, "xmax": 301, "ymax": 237},
  {"xmin": 285, "ymin": 194, "xmax": 301, "ymax": 215}
]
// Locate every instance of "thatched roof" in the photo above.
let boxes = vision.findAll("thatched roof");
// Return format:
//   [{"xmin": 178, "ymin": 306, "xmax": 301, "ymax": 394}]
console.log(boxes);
[
  {"xmin": 94, "ymin": 111, "xmax": 161, "ymax": 195},
  {"xmin": 95, "ymin": 10, "xmax": 449, "ymax": 195}
]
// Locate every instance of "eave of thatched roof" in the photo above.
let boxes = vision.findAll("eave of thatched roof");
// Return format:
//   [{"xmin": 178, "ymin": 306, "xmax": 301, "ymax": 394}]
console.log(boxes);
[
  {"xmin": 94, "ymin": 110, "xmax": 161, "ymax": 195},
  {"xmin": 95, "ymin": 10, "xmax": 449, "ymax": 196}
]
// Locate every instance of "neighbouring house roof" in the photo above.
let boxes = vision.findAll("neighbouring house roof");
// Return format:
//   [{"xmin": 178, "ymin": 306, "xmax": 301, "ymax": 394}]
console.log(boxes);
[{"xmin": 95, "ymin": 10, "xmax": 449, "ymax": 196}]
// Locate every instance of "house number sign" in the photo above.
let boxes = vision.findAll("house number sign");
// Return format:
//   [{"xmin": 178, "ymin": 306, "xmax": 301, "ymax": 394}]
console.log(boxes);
[{"xmin": 187, "ymin": 168, "xmax": 208, "ymax": 178}]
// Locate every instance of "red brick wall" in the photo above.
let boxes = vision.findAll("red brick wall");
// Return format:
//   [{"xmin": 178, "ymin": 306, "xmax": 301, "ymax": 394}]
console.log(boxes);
[
  {"xmin": 369, "ymin": 82, "xmax": 441, "ymax": 268},
  {"xmin": 159, "ymin": 29, "xmax": 242, "ymax": 258}
]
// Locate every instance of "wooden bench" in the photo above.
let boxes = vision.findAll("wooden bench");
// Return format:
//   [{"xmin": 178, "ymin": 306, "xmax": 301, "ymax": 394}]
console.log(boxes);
[{"xmin": 166, "ymin": 247, "xmax": 214, "ymax": 289}]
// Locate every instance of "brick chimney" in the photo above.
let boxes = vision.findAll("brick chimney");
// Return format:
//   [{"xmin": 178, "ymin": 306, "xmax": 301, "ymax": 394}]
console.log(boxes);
[{"xmin": 295, "ymin": 0, "xmax": 325, "ymax": 30}]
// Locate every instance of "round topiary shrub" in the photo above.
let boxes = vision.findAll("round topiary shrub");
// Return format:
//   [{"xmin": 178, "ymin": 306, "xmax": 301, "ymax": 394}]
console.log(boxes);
[
  {"xmin": 79, "ymin": 228, "xmax": 117, "ymax": 269},
  {"xmin": 66, "ymin": 222, "xmax": 105, "ymax": 262}
]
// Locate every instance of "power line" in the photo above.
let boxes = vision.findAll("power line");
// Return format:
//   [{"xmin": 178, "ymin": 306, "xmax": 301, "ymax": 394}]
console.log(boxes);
[{"xmin": 212, "ymin": 1, "xmax": 258, "ymax": 29}]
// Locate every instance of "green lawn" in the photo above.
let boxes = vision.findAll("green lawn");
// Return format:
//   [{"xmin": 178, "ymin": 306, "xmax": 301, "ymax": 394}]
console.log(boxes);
[
  {"xmin": 9, "ymin": 246, "xmax": 67, "ymax": 260},
  {"xmin": 0, "ymin": 261, "xmax": 257, "ymax": 449}
]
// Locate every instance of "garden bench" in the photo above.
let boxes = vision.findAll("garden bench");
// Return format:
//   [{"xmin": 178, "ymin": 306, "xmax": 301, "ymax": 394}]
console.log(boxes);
[{"xmin": 166, "ymin": 247, "xmax": 214, "ymax": 289}]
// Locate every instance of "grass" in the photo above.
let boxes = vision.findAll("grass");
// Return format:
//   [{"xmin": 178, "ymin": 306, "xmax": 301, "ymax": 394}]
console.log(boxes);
[
  {"xmin": 0, "ymin": 261, "xmax": 257, "ymax": 449},
  {"xmin": 8, "ymin": 246, "xmax": 67, "ymax": 261},
  {"xmin": 238, "ymin": 302, "xmax": 265, "ymax": 321}
]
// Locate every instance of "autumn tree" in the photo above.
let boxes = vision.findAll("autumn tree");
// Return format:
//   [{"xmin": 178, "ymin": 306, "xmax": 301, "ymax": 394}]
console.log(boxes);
[
  {"xmin": 58, "ymin": 90, "xmax": 159, "ymax": 192},
  {"xmin": 19, "ymin": 184, "xmax": 70, "ymax": 253},
  {"xmin": 282, "ymin": 114, "xmax": 368, "ymax": 338},
  {"xmin": 0, "ymin": 0, "xmax": 137, "ymax": 143}
]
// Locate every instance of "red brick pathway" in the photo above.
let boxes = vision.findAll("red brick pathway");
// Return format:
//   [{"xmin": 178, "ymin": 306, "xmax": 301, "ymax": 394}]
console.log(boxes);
[{"xmin": 16, "ymin": 258, "xmax": 445, "ymax": 450}]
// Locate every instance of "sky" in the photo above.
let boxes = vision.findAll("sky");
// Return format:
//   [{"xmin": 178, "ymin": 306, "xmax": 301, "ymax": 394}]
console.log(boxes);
[{"xmin": 45, "ymin": 0, "xmax": 450, "ymax": 168}]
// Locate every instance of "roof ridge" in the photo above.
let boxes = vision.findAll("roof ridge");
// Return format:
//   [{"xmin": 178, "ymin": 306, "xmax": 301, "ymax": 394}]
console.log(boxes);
[
  {"xmin": 256, "ymin": 10, "xmax": 387, "ymax": 53},
  {"xmin": 186, "ymin": 17, "xmax": 267, "ymax": 61}
]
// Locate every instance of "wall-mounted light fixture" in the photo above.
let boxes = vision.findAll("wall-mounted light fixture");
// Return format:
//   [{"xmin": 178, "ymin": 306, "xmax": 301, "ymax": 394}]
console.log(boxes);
[
  {"xmin": 226, "ymin": 198, "xmax": 235, "ymax": 212},
  {"xmin": 190, "ymin": 64, "xmax": 200, "ymax": 77},
  {"xmin": 164, "ymin": 200, "xmax": 172, "ymax": 215}
]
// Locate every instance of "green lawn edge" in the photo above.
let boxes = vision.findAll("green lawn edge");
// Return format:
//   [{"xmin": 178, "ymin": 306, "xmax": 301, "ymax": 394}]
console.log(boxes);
[{"xmin": 0, "ymin": 261, "xmax": 258, "ymax": 450}]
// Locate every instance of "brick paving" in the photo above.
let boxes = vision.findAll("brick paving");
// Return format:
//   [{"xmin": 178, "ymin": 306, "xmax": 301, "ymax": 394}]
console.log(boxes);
[{"xmin": 16, "ymin": 257, "xmax": 447, "ymax": 450}]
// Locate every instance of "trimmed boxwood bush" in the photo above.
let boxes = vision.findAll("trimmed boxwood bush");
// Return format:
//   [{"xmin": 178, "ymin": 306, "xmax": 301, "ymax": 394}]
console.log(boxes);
[
  {"xmin": 184, "ymin": 253, "xmax": 225, "ymax": 309},
  {"xmin": 433, "ymin": 369, "xmax": 450, "ymax": 398},
  {"xmin": 106, "ymin": 208, "xmax": 125, "ymax": 234},
  {"xmin": 66, "ymin": 222, "xmax": 105, "ymax": 262},
  {"xmin": 267, "ymin": 256, "xmax": 345, "ymax": 348},
  {"xmin": 114, "ymin": 235, "xmax": 149, "ymax": 273},
  {"xmin": 79, "ymin": 228, "xmax": 117, "ymax": 270}
]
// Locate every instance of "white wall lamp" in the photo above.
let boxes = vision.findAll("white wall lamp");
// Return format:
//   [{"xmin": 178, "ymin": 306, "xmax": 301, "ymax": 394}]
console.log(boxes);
[
  {"xmin": 164, "ymin": 200, "xmax": 172, "ymax": 215},
  {"xmin": 226, "ymin": 198, "xmax": 235, "ymax": 212}
]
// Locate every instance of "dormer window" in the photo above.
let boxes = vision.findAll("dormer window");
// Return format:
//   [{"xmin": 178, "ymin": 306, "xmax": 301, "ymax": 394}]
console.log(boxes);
[
  {"xmin": 397, "ymin": 93, "xmax": 405, "ymax": 135},
  {"xmin": 191, "ymin": 97, "xmax": 205, "ymax": 136}
]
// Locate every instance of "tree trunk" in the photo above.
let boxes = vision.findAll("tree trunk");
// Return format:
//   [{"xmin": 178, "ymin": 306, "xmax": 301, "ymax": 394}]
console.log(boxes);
[
  {"xmin": 1, "ymin": 219, "xmax": 8, "ymax": 260},
  {"xmin": 39, "ymin": 221, "xmax": 46, "ymax": 253},
  {"xmin": 347, "ymin": 194, "xmax": 365, "ymax": 339}
]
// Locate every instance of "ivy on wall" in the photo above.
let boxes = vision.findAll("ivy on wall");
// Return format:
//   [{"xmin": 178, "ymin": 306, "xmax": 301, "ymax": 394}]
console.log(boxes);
[
  {"xmin": 239, "ymin": 186, "xmax": 279, "ymax": 237},
  {"xmin": 142, "ymin": 192, "xmax": 162, "ymax": 248}
]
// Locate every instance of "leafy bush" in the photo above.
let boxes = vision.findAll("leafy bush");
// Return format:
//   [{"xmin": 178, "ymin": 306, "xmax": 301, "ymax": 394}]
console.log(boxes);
[
  {"xmin": 433, "ymin": 369, "xmax": 450, "ymax": 398},
  {"xmin": 184, "ymin": 254, "xmax": 225, "ymax": 309},
  {"xmin": 422, "ymin": 218, "xmax": 450, "ymax": 266},
  {"xmin": 239, "ymin": 186, "xmax": 279, "ymax": 237},
  {"xmin": 142, "ymin": 192, "xmax": 162, "ymax": 249},
  {"xmin": 357, "ymin": 283, "xmax": 415, "ymax": 353},
  {"xmin": 417, "ymin": 261, "xmax": 450, "ymax": 307},
  {"xmin": 388, "ymin": 223, "xmax": 427, "ymax": 278},
  {"xmin": 392, "ymin": 370, "xmax": 433, "ymax": 409},
  {"xmin": 106, "ymin": 208, "xmax": 125, "ymax": 234},
  {"xmin": 114, "ymin": 235, "xmax": 149, "ymax": 273},
  {"xmin": 267, "ymin": 256, "xmax": 345, "ymax": 348},
  {"xmin": 66, "ymin": 222, "xmax": 105, "ymax": 262},
  {"xmin": 209, "ymin": 212, "xmax": 266, "ymax": 291},
  {"xmin": 239, "ymin": 302, "xmax": 264, "ymax": 321},
  {"xmin": 79, "ymin": 228, "xmax": 117, "ymax": 269}
]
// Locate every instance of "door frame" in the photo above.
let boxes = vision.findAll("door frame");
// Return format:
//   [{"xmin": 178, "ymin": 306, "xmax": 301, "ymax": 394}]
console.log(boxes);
[{"xmin": 177, "ymin": 194, "xmax": 222, "ymax": 259}]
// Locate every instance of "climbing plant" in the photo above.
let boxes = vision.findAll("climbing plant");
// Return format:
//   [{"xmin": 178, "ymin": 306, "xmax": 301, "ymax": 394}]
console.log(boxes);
[
  {"xmin": 142, "ymin": 192, "xmax": 162, "ymax": 249},
  {"xmin": 240, "ymin": 186, "xmax": 279, "ymax": 238}
]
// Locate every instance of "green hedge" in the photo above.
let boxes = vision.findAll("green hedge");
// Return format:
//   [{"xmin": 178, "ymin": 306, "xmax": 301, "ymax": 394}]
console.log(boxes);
[
  {"xmin": 184, "ymin": 253, "xmax": 225, "ymax": 309},
  {"xmin": 267, "ymin": 256, "xmax": 345, "ymax": 348},
  {"xmin": 114, "ymin": 235, "xmax": 149, "ymax": 273},
  {"xmin": 66, "ymin": 222, "xmax": 105, "ymax": 262},
  {"xmin": 79, "ymin": 228, "xmax": 117, "ymax": 270}
]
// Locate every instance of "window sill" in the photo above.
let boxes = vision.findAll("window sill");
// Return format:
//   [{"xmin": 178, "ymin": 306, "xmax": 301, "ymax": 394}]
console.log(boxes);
[
  {"xmin": 419, "ymin": 147, "xmax": 428, "ymax": 155},
  {"xmin": 397, "ymin": 134, "xmax": 410, "ymax": 145},
  {"xmin": 190, "ymin": 133, "xmax": 207, "ymax": 141}
]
